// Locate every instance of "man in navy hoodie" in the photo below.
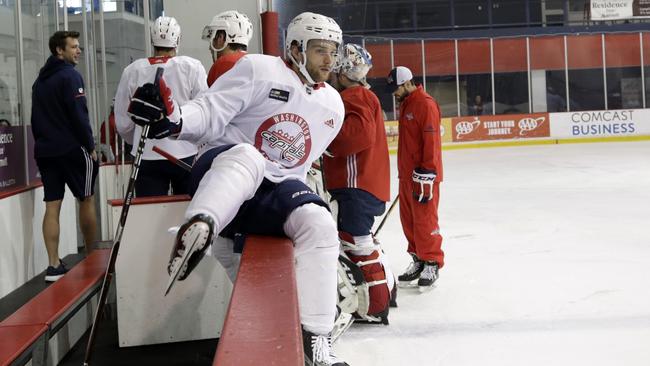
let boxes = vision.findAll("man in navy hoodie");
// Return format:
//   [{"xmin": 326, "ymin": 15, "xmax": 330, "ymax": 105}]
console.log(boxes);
[{"xmin": 32, "ymin": 30, "xmax": 98, "ymax": 282}]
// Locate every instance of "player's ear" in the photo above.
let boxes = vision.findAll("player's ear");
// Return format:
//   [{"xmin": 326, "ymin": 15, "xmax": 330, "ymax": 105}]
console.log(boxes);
[{"xmin": 290, "ymin": 41, "xmax": 303, "ymax": 62}]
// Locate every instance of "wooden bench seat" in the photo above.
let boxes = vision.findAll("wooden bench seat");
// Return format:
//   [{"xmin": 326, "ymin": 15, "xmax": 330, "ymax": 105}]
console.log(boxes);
[
  {"xmin": 213, "ymin": 236, "xmax": 303, "ymax": 366},
  {"xmin": 0, "ymin": 325, "xmax": 48, "ymax": 366},
  {"xmin": 0, "ymin": 249, "xmax": 110, "ymax": 366}
]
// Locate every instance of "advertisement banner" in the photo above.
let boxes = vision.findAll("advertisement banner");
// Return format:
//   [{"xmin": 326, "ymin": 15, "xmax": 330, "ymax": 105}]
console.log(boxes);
[
  {"xmin": 590, "ymin": 0, "xmax": 650, "ymax": 20},
  {"xmin": 451, "ymin": 113, "xmax": 550, "ymax": 142},
  {"xmin": 385, "ymin": 118, "xmax": 452, "ymax": 151},
  {"xmin": 550, "ymin": 109, "xmax": 650, "ymax": 138},
  {"xmin": 0, "ymin": 126, "xmax": 27, "ymax": 192},
  {"xmin": 441, "ymin": 118, "xmax": 452, "ymax": 144},
  {"xmin": 385, "ymin": 120, "xmax": 398, "ymax": 151}
]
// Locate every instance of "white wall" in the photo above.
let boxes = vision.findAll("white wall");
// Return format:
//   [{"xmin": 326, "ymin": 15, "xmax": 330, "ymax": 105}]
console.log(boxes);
[
  {"xmin": 0, "ymin": 187, "xmax": 78, "ymax": 297},
  {"xmin": 162, "ymin": 0, "xmax": 263, "ymax": 71},
  {"xmin": 109, "ymin": 199, "xmax": 231, "ymax": 346}
]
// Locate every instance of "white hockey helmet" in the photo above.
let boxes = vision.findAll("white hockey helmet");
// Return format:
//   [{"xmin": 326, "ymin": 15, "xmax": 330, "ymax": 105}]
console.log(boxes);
[
  {"xmin": 337, "ymin": 43, "xmax": 373, "ymax": 87},
  {"xmin": 285, "ymin": 12, "xmax": 343, "ymax": 85},
  {"xmin": 151, "ymin": 16, "xmax": 181, "ymax": 48},
  {"xmin": 202, "ymin": 10, "xmax": 253, "ymax": 55}
]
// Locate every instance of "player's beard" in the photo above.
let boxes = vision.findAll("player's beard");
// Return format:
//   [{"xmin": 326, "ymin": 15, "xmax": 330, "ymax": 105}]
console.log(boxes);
[{"xmin": 306, "ymin": 61, "xmax": 330, "ymax": 83}]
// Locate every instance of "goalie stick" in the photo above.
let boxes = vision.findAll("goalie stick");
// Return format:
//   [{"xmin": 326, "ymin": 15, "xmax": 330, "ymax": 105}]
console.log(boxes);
[
  {"xmin": 83, "ymin": 67, "xmax": 163, "ymax": 365},
  {"xmin": 373, "ymin": 194, "xmax": 399, "ymax": 237}
]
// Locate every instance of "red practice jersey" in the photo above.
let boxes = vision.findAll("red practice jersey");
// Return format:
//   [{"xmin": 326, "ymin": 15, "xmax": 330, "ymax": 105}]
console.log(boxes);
[
  {"xmin": 207, "ymin": 51, "xmax": 247, "ymax": 87},
  {"xmin": 397, "ymin": 85, "xmax": 443, "ymax": 182},
  {"xmin": 324, "ymin": 86, "xmax": 390, "ymax": 202}
]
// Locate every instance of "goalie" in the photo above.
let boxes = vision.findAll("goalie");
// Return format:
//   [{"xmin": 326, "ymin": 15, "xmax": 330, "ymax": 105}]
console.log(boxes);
[{"xmin": 323, "ymin": 44, "xmax": 396, "ymax": 324}]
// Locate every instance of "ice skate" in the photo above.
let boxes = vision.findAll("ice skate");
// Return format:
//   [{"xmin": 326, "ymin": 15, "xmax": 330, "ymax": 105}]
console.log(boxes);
[
  {"xmin": 397, "ymin": 253, "xmax": 424, "ymax": 288},
  {"xmin": 302, "ymin": 328, "xmax": 349, "ymax": 366},
  {"xmin": 417, "ymin": 262, "xmax": 439, "ymax": 293},
  {"xmin": 164, "ymin": 214, "xmax": 215, "ymax": 295}
]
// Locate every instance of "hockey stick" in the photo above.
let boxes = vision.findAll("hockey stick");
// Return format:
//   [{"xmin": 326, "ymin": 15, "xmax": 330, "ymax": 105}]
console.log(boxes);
[
  {"xmin": 83, "ymin": 67, "xmax": 163, "ymax": 366},
  {"xmin": 152, "ymin": 145, "xmax": 192, "ymax": 172},
  {"xmin": 372, "ymin": 194, "xmax": 399, "ymax": 237}
]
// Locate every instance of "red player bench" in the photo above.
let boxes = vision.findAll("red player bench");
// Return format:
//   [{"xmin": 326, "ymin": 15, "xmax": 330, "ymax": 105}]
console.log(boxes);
[
  {"xmin": 213, "ymin": 235, "xmax": 303, "ymax": 366},
  {"xmin": 0, "ymin": 249, "xmax": 110, "ymax": 366}
]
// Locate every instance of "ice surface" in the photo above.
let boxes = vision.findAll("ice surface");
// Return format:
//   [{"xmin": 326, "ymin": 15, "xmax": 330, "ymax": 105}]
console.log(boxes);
[{"xmin": 337, "ymin": 141, "xmax": 650, "ymax": 366}]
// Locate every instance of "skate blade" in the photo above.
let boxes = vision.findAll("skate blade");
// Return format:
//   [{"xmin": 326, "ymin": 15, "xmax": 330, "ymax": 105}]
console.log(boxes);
[
  {"xmin": 164, "ymin": 229, "xmax": 205, "ymax": 296},
  {"xmin": 398, "ymin": 281, "xmax": 418, "ymax": 289},
  {"xmin": 418, "ymin": 284, "xmax": 436, "ymax": 293},
  {"xmin": 331, "ymin": 312, "xmax": 354, "ymax": 343}
]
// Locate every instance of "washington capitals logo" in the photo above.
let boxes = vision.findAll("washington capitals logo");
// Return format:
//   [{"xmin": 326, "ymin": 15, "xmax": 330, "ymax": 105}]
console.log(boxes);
[{"xmin": 255, "ymin": 113, "xmax": 312, "ymax": 168}]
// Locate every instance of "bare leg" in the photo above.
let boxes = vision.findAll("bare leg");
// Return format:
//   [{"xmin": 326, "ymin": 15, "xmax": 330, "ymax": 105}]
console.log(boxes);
[
  {"xmin": 43, "ymin": 200, "xmax": 63, "ymax": 267},
  {"xmin": 78, "ymin": 195, "xmax": 97, "ymax": 254}
]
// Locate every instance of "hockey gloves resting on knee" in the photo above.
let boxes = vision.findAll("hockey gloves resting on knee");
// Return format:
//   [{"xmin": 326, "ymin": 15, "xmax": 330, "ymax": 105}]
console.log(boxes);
[
  {"xmin": 412, "ymin": 167, "xmax": 436, "ymax": 203},
  {"xmin": 127, "ymin": 67, "xmax": 182, "ymax": 139}
]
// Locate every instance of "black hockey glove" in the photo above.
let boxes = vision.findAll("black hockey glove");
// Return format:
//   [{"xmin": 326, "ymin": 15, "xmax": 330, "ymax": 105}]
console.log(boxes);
[
  {"xmin": 127, "ymin": 67, "xmax": 180, "ymax": 127},
  {"xmin": 147, "ymin": 116, "xmax": 183, "ymax": 139},
  {"xmin": 412, "ymin": 167, "xmax": 436, "ymax": 203}
]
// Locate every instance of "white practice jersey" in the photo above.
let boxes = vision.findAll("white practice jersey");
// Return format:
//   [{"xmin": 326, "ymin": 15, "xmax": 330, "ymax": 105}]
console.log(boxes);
[
  {"xmin": 178, "ymin": 54, "xmax": 344, "ymax": 183},
  {"xmin": 114, "ymin": 56, "xmax": 207, "ymax": 160}
]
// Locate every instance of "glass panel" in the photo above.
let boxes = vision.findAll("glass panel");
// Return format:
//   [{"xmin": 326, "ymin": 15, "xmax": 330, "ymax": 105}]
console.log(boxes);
[
  {"xmin": 494, "ymin": 72, "xmax": 529, "ymax": 114},
  {"xmin": 22, "ymin": 0, "xmax": 59, "ymax": 185},
  {"xmin": 462, "ymin": 74, "xmax": 492, "ymax": 116},
  {"xmin": 567, "ymin": 35, "xmax": 604, "ymax": 110},
  {"xmin": 528, "ymin": 0, "xmax": 543, "ymax": 25},
  {"xmin": 416, "ymin": 1, "xmax": 451, "ymax": 30},
  {"xmin": 149, "ymin": 0, "xmax": 163, "ymax": 19},
  {"xmin": 607, "ymin": 67, "xmax": 643, "ymax": 109},
  {"xmin": 568, "ymin": 68, "xmax": 605, "ymax": 111},
  {"xmin": 378, "ymin": 3, "xmax": 413, "ymax": 32},
  {"xmin": 454, "ymin": 0, "xmax": 489, "ymax": 28},
  {"xmin": 458, "ymin": 39, "xmax": 492, "ymax": 116},
  {"xmin": 364, "ymin": 39, "xmax": 394, "ymax": 120},
  {"xmin": 493, "ymin": 38, "xmax": 528, "ymax": 114},
  {"xmin": 492, "ymin": 1, "xmax": 527, "ymax": 26},
  {"xmin": 393, "ymin": 40, "xmax": 423, "ymax": 119},
  {"xmin": 0, "ymin": 1, "xmax": 24, "ymax": 192},
  {"xmin": 337, "ymin": 3, "xmax": 377, "ymax": 32},
  {"xmin": 605, "ymin": 34, "xmax": 643, "ymax": 110},
  {"xmin": 530, "ymin": 36, "xmax": 567, "ymax": 112},
  {"xmin": 100, "ymin": 3, "xmax": 147, "ymax": 162},
  {"xmin": 102, "ymin": 1, "xmax": 118, "ymax": 13},
  {"xmin": 424, "ymin": 40, "xmax": 457, "ymax": 117},
  {"xmin": 545, "ymin": 70, "xmax": 567, "ymax": 112},
  {"xmin": 125, "ymin": 0, "xmax": 143, "ymax": 16}
]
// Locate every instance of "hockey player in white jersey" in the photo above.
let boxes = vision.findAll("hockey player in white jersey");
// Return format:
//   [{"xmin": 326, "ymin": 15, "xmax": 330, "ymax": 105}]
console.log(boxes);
[
  {"xmin": 127, "ymin": 12, "xmax": 349, "ymax": 366},
  {"xmin": 114, "ymin": 16, "xmax": 207, "ymax": 197}
]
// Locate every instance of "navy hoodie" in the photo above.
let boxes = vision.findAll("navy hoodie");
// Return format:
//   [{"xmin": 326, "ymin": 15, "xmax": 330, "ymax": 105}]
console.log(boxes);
[{"xmin": 31, "ymin": 55, "xmax": 95, "ymax": 158}]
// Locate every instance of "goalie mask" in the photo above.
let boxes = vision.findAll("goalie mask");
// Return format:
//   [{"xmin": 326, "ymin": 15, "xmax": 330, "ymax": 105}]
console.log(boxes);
[
  {"xmin": 202, "ymin": 10, "xmax": 253, "ymax": 59},
  {"xmin": 285, "ymin": 12, "xmax": 342, "ymax": 85},
  {"xmin": 151, "ymin": 16, "xmax": 181, "ymax": 49},
  {"xmin": 337, "ymin": 43, "xmax": 373, "ymax": 88}
]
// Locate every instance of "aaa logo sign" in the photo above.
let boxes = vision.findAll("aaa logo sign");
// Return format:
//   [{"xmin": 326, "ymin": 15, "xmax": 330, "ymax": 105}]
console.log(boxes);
[{"xmin": 451, "ymin": 113, "xmax": 550, "ymax": 142}]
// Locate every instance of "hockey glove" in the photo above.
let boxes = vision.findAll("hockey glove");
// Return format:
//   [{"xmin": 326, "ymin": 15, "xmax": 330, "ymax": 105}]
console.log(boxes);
[
  {"xmin": 412, "ymin": 167, "xmax": 436, "ymax": 203},
  {"xmin": 147, "ymin": 117, "xmax": 183, "ymax": 139},
  {"xmin": 127, "ymin": 67, "xmax": 180, "ymax": 127}
]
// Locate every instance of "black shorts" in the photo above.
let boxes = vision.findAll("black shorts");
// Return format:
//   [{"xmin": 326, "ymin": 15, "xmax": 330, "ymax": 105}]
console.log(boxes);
[{"xmin": 36, "ymin": 147, "xmax": 99, "ymax": 201}]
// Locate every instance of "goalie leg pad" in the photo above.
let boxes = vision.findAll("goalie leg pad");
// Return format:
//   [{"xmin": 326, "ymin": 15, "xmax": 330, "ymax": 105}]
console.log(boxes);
[{"xmin": 345, "ymin": 250, "xmax": 390, "ymax": 319}]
